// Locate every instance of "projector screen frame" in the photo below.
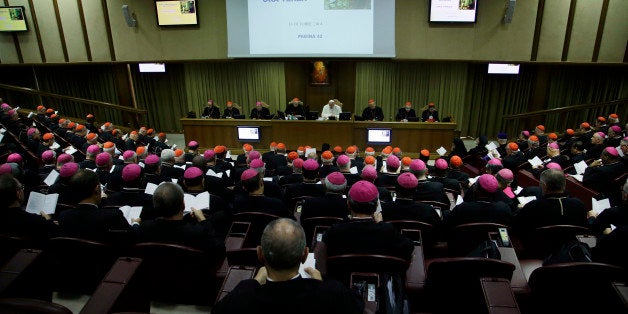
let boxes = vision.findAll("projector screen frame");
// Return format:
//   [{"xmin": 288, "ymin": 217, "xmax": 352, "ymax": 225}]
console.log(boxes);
[
  {"xmin": 237, "ymin": 126, "xmax": 261, "ymax": 143},
  {"xmin": 428, "ymin": 0, "xmax": 478, "ymax": 24},
  {"xmin": 0, "ymin": 6, "xmax": 29, "ymax": 32},
  {"xmin": 367, "ymin": 128, "xmax": 392, "ymax": 145},
  {"xmin": 226, "ymin": 0, "xmax": 396, "ymax": 58},
  {"xmin": 154, "ymin": 0, "xmax": 199, "ymax": 27}
]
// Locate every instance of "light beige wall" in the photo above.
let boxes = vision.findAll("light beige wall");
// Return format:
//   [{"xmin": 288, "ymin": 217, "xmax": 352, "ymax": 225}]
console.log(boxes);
[
  {"xmin": 106, "ymin": 0, "xmax": 228, "ymax": 61},
  {"xmin": 597, "ymin": 0, "xmax": 628, "ymax": 62},
  {"xmin": 568, "ymin": 0, "xmax": 603, "ymax": 62},
  {"xmin": 536, "ymin": 0, "xmax": 570, "ymax": 62},
  {"xmin": 82, "ymin": 0, "xmax": 111, "ymax": 62},
  {"xmin": 396, "ymin": 0, "xmax": 538, "ymax": 61},
  {"xmin": 0, "ymin": 0, "xmax": 626, "ymax": 64}
]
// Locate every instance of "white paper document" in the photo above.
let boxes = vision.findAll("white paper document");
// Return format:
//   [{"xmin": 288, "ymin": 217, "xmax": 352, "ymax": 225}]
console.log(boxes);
[
  {"xmin": 118, "ymin": 206, "xmax": 142, "ymax": 225},
  {"xmin": 305, "ymin": 148, "xmax": 316, "ymax": 156},
  {"xmin": 574, "ymin": 160, "xmax": 588, "ymax": 175},
  {"xmin": 570, "ymin": 174, "xmax": 584, "ymax": 182},
  {"xmin": 65, "ymin": 146, "xmax": 78, "ymax": 155},
  {"xmin": 184, "ymin": 192, "xmax": 210, "ymax": 212},
  {"xmin": 206, "ymin": 169, "xmax": 223, "ymax": 179},
  {"xmin": 468, "ymin": 176, "xmax": 479, "ymax": 186},
  {"xmin": 517, "ymin": 196, "xmax": 537, "ymax": 206},
  {"xmin": 173, "ymin": 164, "xmax": 186, "ymax": 170},
  {"xmin": 0, "ymin": 133, "xmax": 4, "ymax": 143},
  {"xmin": 50, "ymin": 142, "xmax": 60, "ymax": 150},
  {"xmin": 456, "ymin": 195, "xmax": 464, "ymax": 205},
  {"xmin": 527, "ymin": 156, "xmax": 543, "ymax": 168},
  {"xmin": 44, "ymin": 170, "xmax": 60, "ymax": 186},
  {"xmin": 171, "ymin": 144, "xmax": 177, "ymax": 149},
  {"xmin": 514, "ymin": 186, "xmax": 523, "ymax": 195},
  {"xmin": 349, "ymin": 166, "xmax": 358, "ymax": 174},
  {"xmin": 226, "ymin": 151, "xmax": 232, "ymax": 159},
  {"xmin": 298, "ymin": 253, "xmax": 316, "ymax": 279},
  {"xmin": 144, "ymin": 183, "xmax": 159, "ymax": 195},
  {"xmin": 591, "ymin": 198, "xmax": 611, "ymax": 216},
  {"xmin": 26, "ymin": 192, "xmax": 58, "ymax": 215},
  {"xmin": 488, "ymin": 150, "xmax": 500, "ymax": 159},
  {"xmin": 616, "ymin": 146, "xmax": 624, "ymax": 157},
  {"xmin": 436, "ymin": 146, "xmax": 447, "ymax": 156},
  {"xmin": 485, "ymin": 142, "xmax": 498, "ymax": 151}
]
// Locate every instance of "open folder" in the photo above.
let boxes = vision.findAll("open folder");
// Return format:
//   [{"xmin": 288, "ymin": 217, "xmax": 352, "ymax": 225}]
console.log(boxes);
[
  {"xmin": 184, "ymin": 192, "xmax": 210, "ymax": 213},
  {"xmin": 26, "ymin": 192, "xmax": 58, "ymax": 215}
]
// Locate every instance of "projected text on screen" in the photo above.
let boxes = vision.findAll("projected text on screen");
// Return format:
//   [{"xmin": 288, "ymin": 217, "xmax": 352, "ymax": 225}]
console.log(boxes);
[
  {"xmin": 226, "ymin": 0, "xmax": 394, "ymax": 58},
  {"xmin": 248, "ymin": 0, "xmax": 373, "ymax": 55}
]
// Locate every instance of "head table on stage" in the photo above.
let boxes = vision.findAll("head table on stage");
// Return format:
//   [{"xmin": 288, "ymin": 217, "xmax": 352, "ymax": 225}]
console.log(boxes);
[{"xmin": 180, "ymin": 118, "xmax": 458, "ymax": 157}]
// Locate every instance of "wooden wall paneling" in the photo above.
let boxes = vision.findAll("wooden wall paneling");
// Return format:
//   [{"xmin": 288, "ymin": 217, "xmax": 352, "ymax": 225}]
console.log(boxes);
[
  {"xmin": 51, "ymin": 0, "xmax": 68, "ymax": 62},
  {"xmin": 100, "ymin": 0, "xmax": 115, "ymax": 61},
  {"xmin": 596, "ymin": 0, "xmax": 628, "ymax": 63},
  {"xmin": 530, "ymin": 0, "xmax": 545, "ymax": 61},
  {"xmin": 26, "ymin": 0, "xmax": 46, "ymax": 62},
  {"xmin": 4, "ymin": 0, "xmax": 22, "ymax": 63},
  {"xmin": 567, "ymin": 0, "xmax": 603, "ymax": 62},
  {"xmin": 561, "ymin": 0, "xmax": 577, "ymax": 61},
  {"xmin": 76, "ymin": 0, "xmax": 91, "ymax": 61}
]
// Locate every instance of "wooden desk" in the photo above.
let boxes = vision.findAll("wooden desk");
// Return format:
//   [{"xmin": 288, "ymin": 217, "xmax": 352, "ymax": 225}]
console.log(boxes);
[{"xmin": 181, "ymin": 118, "xmax": 458, "ymax": 157}]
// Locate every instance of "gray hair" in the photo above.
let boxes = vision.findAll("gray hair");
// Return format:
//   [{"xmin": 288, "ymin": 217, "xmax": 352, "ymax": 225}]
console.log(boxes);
[
  {"xmin": 540, "ymin": 169, "xmax": 566, "ymax": 193},
  {"xmin": 161, "ymin": 149, "xmax": 175, "ymax": 162}
]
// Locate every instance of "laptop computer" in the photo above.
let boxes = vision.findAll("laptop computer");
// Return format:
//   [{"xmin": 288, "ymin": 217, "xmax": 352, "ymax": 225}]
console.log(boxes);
[
  {"xmin": 339, "ymin": 112, "xmax": 352, "ymax": 121},
  {"xmin": 354, "ymin": 115, "xmax": 365, "ymax": 121},
  {"xmin": 233, "ymin": 114, "xmax": 245, "ymax": 119},
  {"xmin": 407, "ymin": 117, "xmax": 420, "ymax": 122}
]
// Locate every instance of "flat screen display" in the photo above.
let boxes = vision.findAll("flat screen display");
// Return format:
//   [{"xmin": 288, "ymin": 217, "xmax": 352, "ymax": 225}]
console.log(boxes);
[
  {"xmin": 0, "ymin": 6, "xmax": 28, "ymax": 32},
  {"xmin": 138, "ymin": 63, "xmax": 166, "ymax": 73},
  {"xmin": 367, "ymin": 128, "xmax": 392, "ymax": 144},
  {"xmin": 429, "ymin": 0, "xmax": 478, "ymax": 23},
  {"xmin": 237, "ymin": 126, "xmax": 260, "ymax": 142},
  {"xmin": 488, "ymin": 63, "xmax": 520, "ymax": 74},
  {"xmin": 226, "ymin": 0, "xmax": 395, "ymax": 58},
  {"xmin": 156, "ymin": 0, "xmax": 198, "ymax": 26}
]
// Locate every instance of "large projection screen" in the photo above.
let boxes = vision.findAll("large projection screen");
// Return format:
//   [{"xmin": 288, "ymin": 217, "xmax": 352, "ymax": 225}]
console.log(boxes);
[{"xmin": 226, "ymin": 0, "xmax": 395, "ymax": 58}]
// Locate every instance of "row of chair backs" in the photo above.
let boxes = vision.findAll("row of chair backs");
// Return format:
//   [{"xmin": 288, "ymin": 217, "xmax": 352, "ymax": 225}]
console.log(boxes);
[
  {"xmin": 47, "ymin": 237, "xmax": 120, "ymax": 295},
  {"xmin": 426, "ymin": 257, "xmax": 516, "ymax": 313},
  {"xmin": 326, "ymin": 254, "xmax": 410, "ymax": 287},
  {"xmin": 131, "ymin": 242, "xmax": 219, "ymax": 306},
  {"xmin": 528, "ymin": 262, "xmax": 626, "ymax": 312}
]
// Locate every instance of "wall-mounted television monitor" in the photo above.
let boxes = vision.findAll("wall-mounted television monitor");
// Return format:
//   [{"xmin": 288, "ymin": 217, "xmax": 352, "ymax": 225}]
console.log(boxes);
[
  {"xmin": 367, "ymin": 128, "xmax": 392, "ymax": 144},
  {"xmin": 138, "ymin": 63, "xmax": 166, "ymax": 73},
  {"xmin": 155, "ymin": 0, "xmax": 198, "ymax": 26},
  {"xmin": 488, "ymin": 63, "xmax": 520, "ymax": 74},
  {"xmin": 0, "ymin": 6, "xmax": 28, "ymax": 32},
  {"xmin": 429, "ymin": 0, "xmax": 478, "ymax": 23},
  {"xmin": 237, "ymin": 126, "xmax": 260, "ymax": 142}
]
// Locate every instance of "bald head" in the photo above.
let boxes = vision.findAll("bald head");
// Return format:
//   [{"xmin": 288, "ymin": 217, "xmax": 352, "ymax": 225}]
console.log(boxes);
[{"xmin": 260, "ymin": 218, "xmax": 306, "ymax": 271}]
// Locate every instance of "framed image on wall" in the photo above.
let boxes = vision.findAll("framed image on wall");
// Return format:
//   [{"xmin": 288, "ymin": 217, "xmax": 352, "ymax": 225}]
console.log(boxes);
[{"xmin": 310, "ymin": 61, "xmax": 330, "ymax": 85}]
